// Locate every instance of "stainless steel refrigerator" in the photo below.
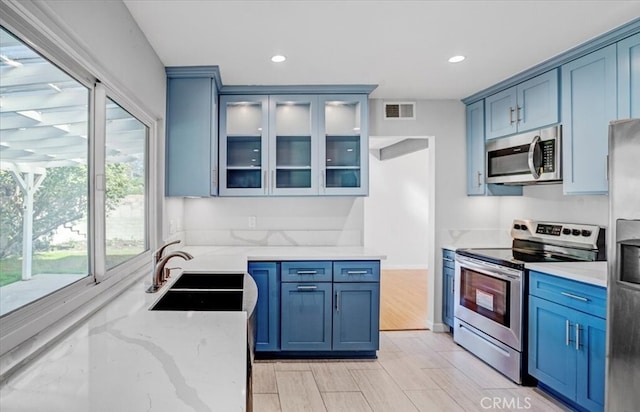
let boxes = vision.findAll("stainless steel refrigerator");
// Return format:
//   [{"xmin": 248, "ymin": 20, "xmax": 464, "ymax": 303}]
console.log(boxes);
[{"xmin": 606, "ymin": 118, "xmax": 640, "ymax": 411}]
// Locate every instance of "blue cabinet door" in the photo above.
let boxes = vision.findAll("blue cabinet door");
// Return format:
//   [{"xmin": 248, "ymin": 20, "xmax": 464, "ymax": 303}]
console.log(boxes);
[
  {"xmin": 561, "ymin": 44, "xmax": 617, "ymax": 195},
  {"xmin": 442, "ymin": 249, "xmax": 455, "ymax": 328},
  {"xmin": 467, "ymin": 100, "xmax": 487, "ymax": 195},
  {"xmin": 485, "ymin": 87, "xmax": 517, "ymax": 139},
  {"xmin": 442, "ymin": 268, "xmax": 455, "ymax": 328},
  {"xmin": 318, "ymin": 94, "xmax": 369, "ymax": 196},
  {"xmin": 618, "ymin": 33, "xmax": 640, "ymax": 118},
  {"xmin": 332, "ymin": 282, "xmax": 379, "ymax": 351},
  {"xmin": 219, "ymin": 94, "xmax": 269, "ymax": 196},
  {"xmin": 166, "ymin": 71, "xmax": 218, "ymax": 197},
  {"xmin": 248, "ymin": 262, "xmax": 280, "ymax": 352},
  {"xmin": 528, "ymin": 296, "xmax": 577, "ymax": 400},
  {"xmin": 269, "ymin": 95, "xmax": 320, "ymax": 196},
  {"xmin": 280, "ymin": 282, "xmax": 332, "ymax": 351},
  {"xmin": 466, "ymin": 101, "xmax": 522, "ymax": 196},
  {"xmin": 575, "ymin": 311, "xmax": 606, "ymax": 412},
  {"xmin": 517, "ymin": 69, "xmax": 559, "ymax": 132},
  {"xmin": 484, "ymin": 69, "xmax": 558, "ymax": 140}
]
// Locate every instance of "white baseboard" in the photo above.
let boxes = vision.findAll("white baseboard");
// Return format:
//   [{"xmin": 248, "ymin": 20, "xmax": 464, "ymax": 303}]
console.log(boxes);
[{"xmin": 427, "ymin": 321, "xmax": 451, "ymax": 333}]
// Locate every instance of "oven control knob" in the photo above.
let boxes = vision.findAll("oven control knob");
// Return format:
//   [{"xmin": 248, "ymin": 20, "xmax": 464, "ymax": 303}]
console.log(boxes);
[
  {"xmin": 562, "ymin": 228, "xmax": 571, "ymax": 235},
  {"xmin": 513, "ymin": 224, "xmax": 521, "ymax": 230},
  {"xmin": 572, "ymin": 229, "xmax": 581, "ymax": 236},
  {"xmin": 581, "ymin": 230, "xmax": 592, "ymax": 237}
]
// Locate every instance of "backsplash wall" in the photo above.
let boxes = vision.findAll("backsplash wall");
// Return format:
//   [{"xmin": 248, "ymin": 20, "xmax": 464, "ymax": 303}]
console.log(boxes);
[{"xmin": 181, "ymin": 196, "xmax": 364, "ymax": 246}]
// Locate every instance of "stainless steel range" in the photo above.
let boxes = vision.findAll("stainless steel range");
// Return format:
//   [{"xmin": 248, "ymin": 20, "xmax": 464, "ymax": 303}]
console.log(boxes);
[{"xmin": 454, "ymin": 219, "xmax": 606, "ymax": 384}]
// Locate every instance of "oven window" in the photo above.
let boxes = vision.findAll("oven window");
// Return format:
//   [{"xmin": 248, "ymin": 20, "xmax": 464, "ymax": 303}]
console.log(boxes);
[{"xmin": 460, "ymin": 267, "xmax": 510, "ymax": 327}]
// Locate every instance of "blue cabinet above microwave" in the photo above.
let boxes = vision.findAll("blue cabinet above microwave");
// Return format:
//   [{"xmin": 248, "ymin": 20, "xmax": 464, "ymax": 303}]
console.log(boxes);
[{"xmin": 484, "ymin": 70, "xmax": 559, "ymax": 140}]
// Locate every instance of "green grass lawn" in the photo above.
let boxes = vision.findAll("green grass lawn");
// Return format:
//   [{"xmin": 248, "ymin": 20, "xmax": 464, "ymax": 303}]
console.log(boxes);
[{"xmin": 0, "ymin": 250, "xmax": 141, "ymax": 287}]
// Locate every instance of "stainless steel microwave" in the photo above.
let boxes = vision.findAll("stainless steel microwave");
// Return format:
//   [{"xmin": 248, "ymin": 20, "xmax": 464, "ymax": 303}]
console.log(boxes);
[{"xmin": 486, "ymin": 125, "xmax": 562, "ymax": 185}]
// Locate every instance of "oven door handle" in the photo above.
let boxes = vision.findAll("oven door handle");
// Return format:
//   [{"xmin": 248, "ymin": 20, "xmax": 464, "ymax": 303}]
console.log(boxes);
[{"xmin": 455, "ymin": 256, "xmax": 521, "ymax": 280}]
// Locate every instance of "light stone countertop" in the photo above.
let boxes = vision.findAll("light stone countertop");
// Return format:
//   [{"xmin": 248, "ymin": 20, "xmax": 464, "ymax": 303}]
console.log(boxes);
[
  {"xmin": 525, "ymin": 261, "xmax": 608, "ymax": 287},
  {"xmin": 0, "ymin": 246, "xmax": 384, "ymax": 412}
]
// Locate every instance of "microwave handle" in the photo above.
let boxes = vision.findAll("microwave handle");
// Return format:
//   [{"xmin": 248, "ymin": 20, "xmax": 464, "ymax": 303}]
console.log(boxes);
[{"xmin": 528, "ymin": 135, "xmax": 541, "ymax": 179}]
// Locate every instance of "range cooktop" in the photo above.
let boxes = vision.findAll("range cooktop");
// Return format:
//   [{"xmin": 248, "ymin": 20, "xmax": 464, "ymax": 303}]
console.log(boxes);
[{"xmin": 455, "ymin": 219, "xmax": 606, "ymax": 270}]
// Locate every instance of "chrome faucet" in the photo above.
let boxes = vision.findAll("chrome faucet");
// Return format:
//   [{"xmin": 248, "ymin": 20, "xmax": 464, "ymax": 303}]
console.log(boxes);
[{"xmin": 146, "ymin": 250, "xmax": 194, "ymax": 293}]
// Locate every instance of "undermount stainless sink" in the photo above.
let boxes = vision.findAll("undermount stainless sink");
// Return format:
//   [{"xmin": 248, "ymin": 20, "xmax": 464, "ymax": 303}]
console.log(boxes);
[{"xmin": 150, "ymin": 272, "xmax": 245, "ymax": 311}]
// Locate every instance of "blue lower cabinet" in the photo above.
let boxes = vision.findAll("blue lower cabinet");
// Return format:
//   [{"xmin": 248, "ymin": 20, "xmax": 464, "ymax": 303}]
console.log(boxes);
[
  {"xmin": 528, "ymin": 271, "xmax": 606, "ymax": 412},
  {"xmin": 332, "ymin": 283, "xmax": 380, "ymax": 351},
  {"xmin": 528, "ymin": 296, "xmax": 578, "ymax": 399},
  {"xmin": 442, "ymin": 249, "xmax": 455, "ymax": 328},
  {"xmin": 575, "ymin": 311, "xmax": 606, "ymax": 411},
  {"xmin": 248, "ymin": 262, "xmax": 280, "ymax": 352},
  {"xmin": 280, "ymin": 282, "xmax": 332, "ymax": 351}
]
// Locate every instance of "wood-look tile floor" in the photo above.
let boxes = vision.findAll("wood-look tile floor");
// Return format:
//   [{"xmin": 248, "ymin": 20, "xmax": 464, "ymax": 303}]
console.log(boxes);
[
  {"xmin": 252, "ymin": 330, "xmax": 569, "ymax": 412},
  {"xmin": 380, "ymin": 269, "xmax": 428, "ymax": 331}
]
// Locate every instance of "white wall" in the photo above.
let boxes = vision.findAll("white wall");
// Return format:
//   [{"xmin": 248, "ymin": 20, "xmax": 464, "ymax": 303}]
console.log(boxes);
[{"xmin": 364, "ymin": 147, "xmax": 429, "ymax": 269}]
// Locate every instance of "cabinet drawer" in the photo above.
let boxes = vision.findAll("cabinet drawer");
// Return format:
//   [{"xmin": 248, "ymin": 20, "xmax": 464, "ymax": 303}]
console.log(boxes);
[
  {"xmin": 443, "ymin": 249, "xmax": 455, "ymax": 269},
  {"xmin": 529, "ymin": 271, "xmax": 606, "ymax": 318},
  {"xmin": 333, "ymin": 261, "xmax": 380, "ymax": 282},
  {"xmin": 281, "ymin": 261, "xmax": 332, "ymax": 282}
]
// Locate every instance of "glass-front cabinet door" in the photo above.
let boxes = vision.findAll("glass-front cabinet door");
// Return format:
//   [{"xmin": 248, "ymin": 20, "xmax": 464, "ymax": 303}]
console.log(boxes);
[
  {"xmin": 319, "ymin": 95, "xmax": 369, "ymax": 195},
  {"xmin": 269, "ymin": 95, "xmax": 319, "ymax": 196},
  {"xmin": 219, "ymin": 95, "xmax": 268, "ymax": 195}
]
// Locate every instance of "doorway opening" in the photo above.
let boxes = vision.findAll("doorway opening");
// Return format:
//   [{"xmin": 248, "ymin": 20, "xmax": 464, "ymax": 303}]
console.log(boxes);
[{"xmin": 364, "ymin": 136, "xmax": 430, "ymax": 330}]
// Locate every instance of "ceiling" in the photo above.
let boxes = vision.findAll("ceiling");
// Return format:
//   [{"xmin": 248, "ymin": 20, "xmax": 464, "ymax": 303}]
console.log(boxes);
[{"xmin": 123, "ymin": 0, "xmax": 640, "ymax": 99}]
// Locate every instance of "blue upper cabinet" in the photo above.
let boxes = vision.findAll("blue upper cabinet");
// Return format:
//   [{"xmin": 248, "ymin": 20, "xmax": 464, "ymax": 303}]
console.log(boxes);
[
  {"xmin": 319, "ymin": 95, "xmax": 369, "ymax": 196},
  {"xmin": 219, "ymin": 95, "xmax": 269, "ymax": 196},
  {"xmin": 618, "ymin": 33, "xmax": 640, "ymax": 118},
  {"xmin": 166, "ymin": 67, "xmax": 220, "ymax": 197},
  {"xmin": 466, "ymin": 100, "xmax": 486, "ymax": 195},
  {"xmin": 219, "ymin": 91, "xmax": 371, "ymax": 197},
  {"xmin": 485, "ymin": 69, "xmax": 559, "ymax": 140},
  {"xmin": 466, "ymin": 100, "xmax": 522, "ymax": 196},
  {"xmin": 561, "ymin": 44, "xmax": 617, "ymax": 195},
  {"xmin": 269, "ymin": 95, "xmax": 320, "ymax": 196}
]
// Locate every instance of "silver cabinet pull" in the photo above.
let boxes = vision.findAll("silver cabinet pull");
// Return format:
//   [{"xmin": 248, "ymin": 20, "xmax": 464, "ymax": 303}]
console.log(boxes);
[
  {"xmin": 296, "ymin": 270, "xmax": 317, "ymax": 275},
  {"xmin": 347, "ymin": 270, "xmax": 368, "ymax": 275},
  {"xmin": 477, "ymin": 171, "xmax": 482, "ymax": 187},
  {"xmin": 566, "ymin": 320, "xmax": 571, "ymax": 346},
  {"xmin": 297, "ymin": 285, "xmax": 317, "ymax": 290},
  {"xmin": 509, "ymin": 107, "xmax": 515, "ymax": 125},
  {"xmin": 321, "ymin": 171, "xmax": 325, "ymax": 189},
  {"xmin": 516, "ymin": 105, "xmax": 522, "ymax": 123},
  {"xmin": 336, "ymin": 291, "xmax": 340, "ymax": 312},
  {"xmin": 576, "ymin": 323, "xmax": 581, "ymax": 351},
  {"xmin": 561, "ymin": 292, "xmax": 589, "ymax": 302}
]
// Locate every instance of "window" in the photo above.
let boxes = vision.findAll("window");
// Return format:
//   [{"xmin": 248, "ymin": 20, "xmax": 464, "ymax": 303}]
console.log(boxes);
[
  {"xmin": 105, "ymin": 98, "xmax": 148, "ymax": 269},
  {"xmin": 0, "ymin": 26, "xmax": 90, "ymax": 316},
  {"xmin": 0, "ymin": 25, "xmax": 151, "ymax": 318}
]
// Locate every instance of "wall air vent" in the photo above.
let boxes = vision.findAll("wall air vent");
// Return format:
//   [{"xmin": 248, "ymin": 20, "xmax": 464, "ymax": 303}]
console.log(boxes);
[{"xmin": 384, "ymin": 102, "xmax": 415, "ymax": 120}]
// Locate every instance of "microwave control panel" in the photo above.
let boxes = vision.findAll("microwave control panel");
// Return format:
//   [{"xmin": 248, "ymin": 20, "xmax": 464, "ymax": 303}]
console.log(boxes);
[{"xmin": 541, "ymin": 140, "xmax": 555, "ymax": 172}]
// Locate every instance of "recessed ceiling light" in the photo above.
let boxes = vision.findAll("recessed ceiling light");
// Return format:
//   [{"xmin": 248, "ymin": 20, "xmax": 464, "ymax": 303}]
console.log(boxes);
[
  {"xmin": 271, "ymin": 55, "xmax": 286, "ymax": 63},
  {"xmin": 448, "ymin": 55, "xmax": 466, "ymax": 63}
]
